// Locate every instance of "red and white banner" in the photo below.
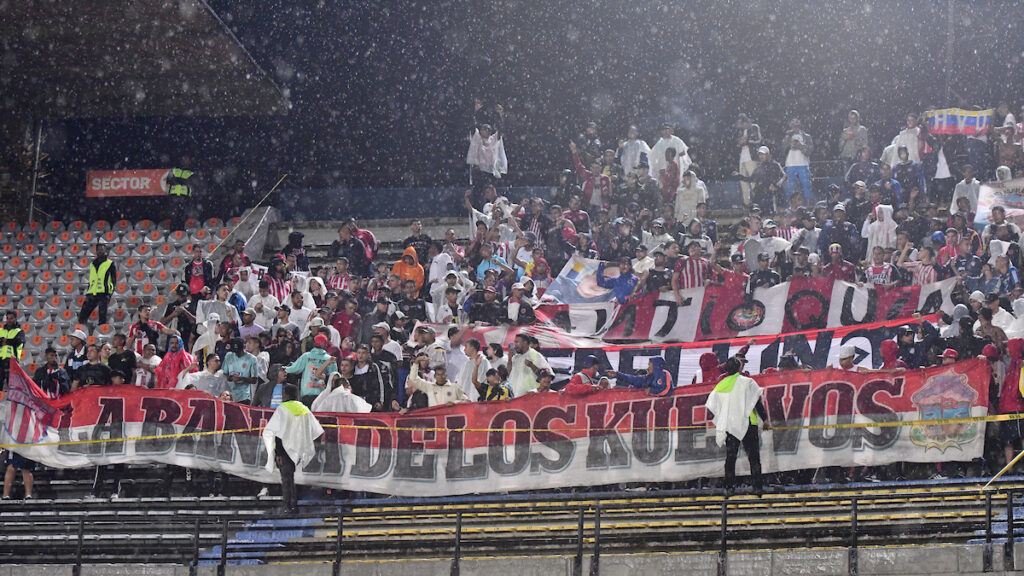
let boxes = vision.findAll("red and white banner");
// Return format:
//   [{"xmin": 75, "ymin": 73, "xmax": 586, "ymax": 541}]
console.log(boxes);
[
  {"xmin": 85, "ymin": 169, "xmax": 171, "ymax": 198},
  {"xmin": 1, "ymin": 358, "xmax": 989, "ymax": 496},
  {"xmin": 534, "ymin": 276, "xmax": 956, "ymax": 343}
]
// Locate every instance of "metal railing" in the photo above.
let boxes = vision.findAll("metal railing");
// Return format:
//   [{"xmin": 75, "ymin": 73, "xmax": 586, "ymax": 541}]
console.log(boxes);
[{"xmin": 31, "ymin": 486, "xmax": 1024, "ymax": 576}]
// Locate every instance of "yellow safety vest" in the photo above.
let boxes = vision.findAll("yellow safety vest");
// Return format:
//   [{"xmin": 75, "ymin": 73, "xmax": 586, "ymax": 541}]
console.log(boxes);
[
  {"xmin": 168, "ymin": 168, "xmax": 193, "ymax": 197},
  {"xmin": 0, "ymin": 327, "xmax": 24, "ymax": 360},
  {"xmin": 87, "ymin": 259, "xmax": 114, "ymax": 295}
]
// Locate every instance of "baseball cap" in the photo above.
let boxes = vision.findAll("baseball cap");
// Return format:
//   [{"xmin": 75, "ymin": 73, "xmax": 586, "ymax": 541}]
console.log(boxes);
[
  {"xmin": 582, "ymin": 355, "xmax": 600, "ymax": 368},
  {"xmin": 313, "ymin": 334, "xmax": 328, "ymax": 348},
  {"xmin": 70, "ymin": 329, "xmax": 88, "ymax": 342},
  {"xmin": 372, "ymin": 322, "xmax": 390, "ymax": 332},
  {"xmin": 833, "ymin": 203, "xmax": 846, "ymax": 212},
  {"xmin": 309, "ymin": 317, "xmax": 325, "ymax": 327},
  {"xmin": 511, "ymin": 282, "xmax": 525, "ymax": 291},
  {"xmin": 853, "ymin": 180, "xmax": 866, "ymax": 188},
  {"xmin": 757, "ymin": 145, "xmax": 770, "ymax": 155},
  {"xmin": 969, "ymin": 290, "xmax": 986, "ymax": 303},
  {"xmin": 242, "ymin": 308, "xmax": 256, "ymax": 317},
  {"xmin": 730, "ymin": 253, "xmax": 745, "ymax": 263},
  {"xmin": 762, "ymin": 219, "xmax": 777, "ymax": 229},
  {"xmin": 635, "ymin": 244, "xmax": 648, "ymax": 252},
  {"xmin": 757, "ymin": 253, "xmax": 770, "ymax": 261},
  {"xmin": 939, "ymin": 348, "xmax": 959, "ymax": 360},
  {"xmin": 986, "ymin": 293, "xmax": 1001, "ymax": 303},
  {"xmin": 839, "ymin": 345, "xmax": 856, "ymax": 359}
]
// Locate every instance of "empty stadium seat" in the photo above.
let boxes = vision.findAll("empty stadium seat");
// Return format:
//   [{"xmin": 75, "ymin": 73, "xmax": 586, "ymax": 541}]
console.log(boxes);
[
  {"xmin": 35, "ymin": 282, "xmax": 52, "ymax": 295},
  {"xmin": 135, "ymin": 219, "xmax": 155, "ymax": 232},
  {"xmin": 20, "ymin": 244, "xmax": 37, "ymax": 256},
  {"xmin": 36, "ymin": 230, "xmax": 51, "ymax": 243},
  {"xmin": 68, "ymin": 220, "xmax": 87, "ymax": 234},
  {"xmin": 14, "ymin": 231, "xmax": 28, "ymax": 244},
  {"xmin": 8, "ymin": 283, "xmax": 26, "ymax": 296},
  {"xmin": 44, "ymin": 296, "xmax": 62, "ymax": 310},
  {"xmin": 52, "ymin": 256, "xmax": 69, "ymax": 271},
  {"xmin": 127, "ymin": 296, "xmax": 141, "ymax": 308},
  {"xmin": 115, "ymin": 281, "xmax": 130, "ymax": 296},
  {"xmin": 55, "ymin": 231, "xmax": 74, "ymax": 245},
  {"xmin": 191, "ymin": 229, "xmax": 209, "ymax": 243},
  {"xmin": 111, "ymin": 244, "xmax": 130, "ymax": 257},
  {"xmin": 0, "ymin": 296, "xmax": 7, "ymax": 309},
  {"xmin": 29, "ymin": 256, "xmax": 45, "ymax": 270},
  {"xmin": 168, "ymin": 230, "xmax": 188, "ymax": 247},
  {"xmin": 43, "ymin": 322, "xmax": 59, "ymax": 336},
  {"xmin": 26, "ymin": 362, "xmax": 38, "ymax": 374},
  {"xmin": 122, "ymin": 256, "xmax": 140, "ymax": 270},
  {"xmin": 56, "ymin": 333, "xmax": 70, "ymax": 347},
  {"xmin": 95, "ymin": 324, "xmax": 113, "ymax": 337},
  {"xmin": 0, "ymin": 271, "xmax": 7, "ymax": 283},
  {"xmin": 3, "ymin": 222, "xmax": 19, "ymax": 234},
  {"xmin": 204, "ymin": 217, "xmax": 222, "ymax": 229},
  {"xmin": 44, "ymin": 243, "xmax": 60, "ymax": 256},
  {"xmin": 136, "ymin": 244, "xmax": 152, "ymax": 257},
  {"xmin": 157, "ymin": 218, "xmax": 172, "ymax": 230},
  {"xmin": 101, "ymin": 231, "xmax": 118, "ymax": 244},
  {"xmin": 15, "ymin": 270, "xmax": 31, "ymax": 282},
  {"xmin": 154, "ymin": 269, "xmax": 171, "ymax": 283},
  {"xmin": 167, "ymin": 256, "xmax": 184, "ymax": 269},
  {"xmin": 79, "ymin": 231, "xmax": 95, "ymax": 244},
  {"xmin": 32, "ymin": 309, "xmax": 48, "ymax": 323},
  {"xmin": 21, "ymin": 295, "xmax": 36, "ymax": 309},
  {"xmin": 158, "ymin": 243, "xmax": 175, "ymax": 257},
  {"xmin": 60, "ymin": 283, "xmax": 76, "ymax": 297},
  {"xmin": 227, "ymin": 216, "xmax": 241, "ymax": 227},
  {"xmin": 59, "ymin": 309, "xmax": 76, "ymax": 324},
  {"xmin": 142, "ymin": 257, "xmax": 163, "ymax": 272},
  {"xmin": 112, "ymin": 309, "xmax": 127, "ymax": 323},
  {"xmin": 215, "ymin": 228, "xmax": 231, "ymax": 241},
  {"xmin": 205, "ymin": 242, "xmax": 218, "ymax": 254},
  {"xmin": 46, "ymin": 221, "xmax": 65, "ymax": 233},
  {"xmin": 86, "ymin": 334, "xmax": 97, "ymax": 346},
  {"xmin": 131, "ymin": 270, "xmax": 147, "ymax": 283},
  {"xmin": 154, "ymin": 295, "xmax": 167, "ymax": 309},
  {"xmin": 139, "ymin": 283, "xmax": 155, "ymax": 297},
  {"xmin": 144, "ymin": 230, "xmax": 164, "ymax": 244},
  {"xmin": 184, "ymin": 217, "xmax": 200, "ymax": 230},
  {"xmin": 113, "ymin": 219, "xmax": 133, "ymax": 233},
  {"xmin": 22, "ymin": 221, "xmax": 41, "ymax": 234},
  {"xmin": 124, "ymin": 230, "xmax": 141, "ymax": 244},
  {"xmin": 8, "ymin": 256, "xmax": 24, "ymax": 269},
  {"xmin": 1, "ymin": 244, "xmax": 14, "ymax": 256},
  {"xmin": 66, "ymin": 243, "xmax": 84, "ymax": 257},
  {"xmin": 73, "ymin": 256, "xmax": 91, "ymax": 270},
  {"xmin": 92, "ymin": 220, "xmax": 110, "ymax": 232}
]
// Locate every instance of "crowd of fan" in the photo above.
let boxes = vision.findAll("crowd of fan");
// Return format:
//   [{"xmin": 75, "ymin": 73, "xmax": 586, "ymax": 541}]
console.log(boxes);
[{"xmin": 3, "ymin": 103, "xmax": 1024, "ymax": 499}]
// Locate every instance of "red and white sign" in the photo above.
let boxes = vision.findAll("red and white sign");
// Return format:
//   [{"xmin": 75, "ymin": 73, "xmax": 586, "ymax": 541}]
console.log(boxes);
[
  {"xmin": 1, "ymin": 358, "xmax": 989, "ymax": 497},
  {"xmin": 85, "ymin": 169, "xmax": 171, "ymax": 198}
]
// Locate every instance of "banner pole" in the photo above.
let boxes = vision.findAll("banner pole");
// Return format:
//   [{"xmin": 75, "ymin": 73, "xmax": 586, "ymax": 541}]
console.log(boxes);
[{"xmin": 982, "ymin": 447, "xmax": 1024, "ymax": 491}]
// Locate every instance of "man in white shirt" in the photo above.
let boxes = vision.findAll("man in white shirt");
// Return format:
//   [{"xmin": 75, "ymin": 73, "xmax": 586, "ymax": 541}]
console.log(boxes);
[
  {"xmin": 454, "ymin": 338, "xmax": 490, "ymax": 402},
  {"xmin": 134, "ymin": 343, "xmax": 161, "ymax": 389},
  {"xmin": 372, "ymin": 322, "xmax": 404, "ymax": 361},
  {"xmin": 176, "ymin": 353, "xmax": 229, "ymax": 397},
  {"xmin": 649, "ymin": 122, "xmax": 691, "ymax": 177},
  {"xmin": 507, "ymin": 333, "xmax": 551, "ymax": 397},
  {"xmin": 405, "ymin": 363, "xmax": 469, "ymax": 407},
  {"xmin": 247, "ymin": 280, "xmax": 281, "ymax": 333},
  {"xmin": 783, "ymin": 118, "xmax": 814, "ymax": 206},
  {"xmin": 286, "ymin": 290, "xmax": 314, "ymax": 337}
]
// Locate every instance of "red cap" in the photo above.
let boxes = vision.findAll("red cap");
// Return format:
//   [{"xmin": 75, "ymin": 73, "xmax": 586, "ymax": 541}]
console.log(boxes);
[
  {"xmin": 314, "ymin": 334, "xmax": 328, "ymax": 347},
  {"xmin": 982, "ymin": 344, "xmax": 1001, "ymax": 360},
  {"xmin": 939, "ymin": 348, "xmax": 959, "ymax": 360}
]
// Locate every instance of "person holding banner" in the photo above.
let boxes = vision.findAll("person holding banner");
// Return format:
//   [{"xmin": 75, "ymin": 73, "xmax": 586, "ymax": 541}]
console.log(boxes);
[
  {"xmin": 606, "ymin": 356, "xmax": 674, "ymax": 397},
  {"xmin": 705, "ymin": 356, "xmax": 769, "ymax": 496}
]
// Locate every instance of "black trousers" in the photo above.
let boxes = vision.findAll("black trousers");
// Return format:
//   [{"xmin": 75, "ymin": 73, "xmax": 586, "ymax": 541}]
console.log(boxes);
[
  {"xmin": 276, "ymin": 438, "xmax": 297, "ymax": 511},
  {"xmin": 78, "ymin": 294, "xmax": 110, "ymax": 324},
  {"xmin": 724, "ymin": 424, "xmax": 763, "ymax": 491}
]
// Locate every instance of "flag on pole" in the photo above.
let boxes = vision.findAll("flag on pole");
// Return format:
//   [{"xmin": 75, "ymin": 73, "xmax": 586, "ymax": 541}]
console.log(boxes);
[{"xmin": 3, "ymin": 359, "xmax": 57, "ymax": 445}]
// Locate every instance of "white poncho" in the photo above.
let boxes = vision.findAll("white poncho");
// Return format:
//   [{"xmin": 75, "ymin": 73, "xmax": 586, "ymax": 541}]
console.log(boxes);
[
  {"xmin": 705, "ymin": 374, "xmax": 763, "ymax": 448},
  {"xmin": 466, "ymin": 129, "xmax": 508, "ymax": 178},
  {"xmin": 311, "ymin": 378, "xmax": 373, "ymax": 414},
  {"xmin": 262, "ymin": 401, "xmax": 325, "ymax": 473},
  {"xmin": 649, "ymin": 135, "xmax": 691, "ymax": 177}
]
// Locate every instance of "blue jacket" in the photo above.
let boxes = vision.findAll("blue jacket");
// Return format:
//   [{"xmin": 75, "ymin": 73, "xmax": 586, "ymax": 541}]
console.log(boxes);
[
  {"xmin": 614, "ymin": 357, "xmax": 674, "ymax": 396},
  {"xmin": 596, "ymin": 263, "xmax": 639, "ymax": 304}
]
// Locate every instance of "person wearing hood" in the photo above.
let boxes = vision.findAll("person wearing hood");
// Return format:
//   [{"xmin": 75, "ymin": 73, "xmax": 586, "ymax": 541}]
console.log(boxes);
[
  {"xmin": 878, "ymin": 339, "xmax": 908, "ymax": 371},
  {"xmin": 312, "ymin": 373, "xmax": 372, "ymax": 413},
  {"xmin": 696, "ymin": 352, "xmax": 723, "ymax": 384},
  {"xmin": 649, "ymin": 122, "xmax": 692, "ymax": 178},
  {"xmin": 617, "ymin": 125, "xmax": 652, "ymax": 176},
  {"xmin": 705, "ymin": 356, "xmax": 768, "ymax": 496},
  {"xmin": 735, "ymin": 146, "xmax": 786, "ymax": 214},
  {"xmin": 838, "ymin": 110, "xmax": 870, "ymax": 164},
  {"xmin": 155, "ymin": 335, "xmax": 197, "ymax": 389},
  {"xmin": 606, "ymin": 356, "xmax": 674, "ymax": 397},
  {"xmin": 1005, "ymin": 299, "xmax": 1024, "ymax": 339},
  {"xmin": 262, "ymin": 384, "xmax": 324, "ymax": 513},
  {"xmin": 285, "ymin": 334, "xmax": 338, "ymax": 406},
  {"xmin": 283, "ymin": 232, "xmax": 310, "ymax": 272},
  {"xmin": 861, "ymin": 204, "xmax": 897, "ymax": 259},
  {"xmin": 674, "ymin": 170, "xmax": 708, "ymax": 223},
  {"xmin": 940, "ymin": 304, "xmax": 973, "ymax": 339}
]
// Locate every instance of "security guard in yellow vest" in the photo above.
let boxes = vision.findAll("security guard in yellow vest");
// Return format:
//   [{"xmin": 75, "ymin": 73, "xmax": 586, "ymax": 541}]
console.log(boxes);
[
  {"xmin": 167, "ymin": 167, "xmax": 194, "ymax": 230},
  {"xmin": 0, "ymin": 310, "xmax": 25, "ymax": 389},
  {"xmin": 78, "ymin": 243, "xmax": 117, "ymax": 325},
  {"xmin": 167, "ymin": 168, "xmax": 193, "ymax": 197}
]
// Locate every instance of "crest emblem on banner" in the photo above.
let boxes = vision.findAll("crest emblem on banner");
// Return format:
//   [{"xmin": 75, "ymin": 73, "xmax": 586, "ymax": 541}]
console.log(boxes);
[
  {"xmin": 726, "ymin": 301, "xmax": 766, "ymax": 331},
  {"xmin": 909, "ymin": 371, "xmax": 979, "ymax": 452}
]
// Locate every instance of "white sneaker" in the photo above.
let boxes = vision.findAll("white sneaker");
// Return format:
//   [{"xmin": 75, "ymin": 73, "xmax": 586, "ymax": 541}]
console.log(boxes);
[{"xmin": 256, "ymin": 487, "xmax": 270, "ymax": 498}]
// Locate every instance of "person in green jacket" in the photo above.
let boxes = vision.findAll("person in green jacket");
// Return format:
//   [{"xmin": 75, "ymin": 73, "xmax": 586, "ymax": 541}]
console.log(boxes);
[{"xmin": 285, "ymin": 334, "xmax": 337, "ymax": 406}]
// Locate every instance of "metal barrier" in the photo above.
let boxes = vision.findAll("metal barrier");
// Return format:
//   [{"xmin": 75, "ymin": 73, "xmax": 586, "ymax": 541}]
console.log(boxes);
[{"xmin": 48, "ymin": 486, "xmax": 1023, "ymax": 575}]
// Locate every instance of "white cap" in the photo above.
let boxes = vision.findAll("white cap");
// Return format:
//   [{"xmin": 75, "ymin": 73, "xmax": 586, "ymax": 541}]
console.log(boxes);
[
  {"xmin": 757, "ymin": 145, "xmax": 770, "ymax": 155},
  {"xmin": 70, "ymin": 329, "xmax": 88, "ymax": 342},
  {"xmin": 372, "ymin": 321, "xmax": 390, "ymax": 331},
  {"xmin": 808, "ymin": 253, "xmax": 820, "ymax": 266},
  {"xmin": 511, "ymin": 282, "xmax": 525, "ymax": 291},
  {"xmin": 969, "ymin": 290, "xmax": 986, "ymax": 302},
  {"xmin": 839, "ymin": 345, "xmax": 856, "ymax": 359},
  {"xmin": 309, "ymin": 317, "xmax": 325, "ymax": 327}
]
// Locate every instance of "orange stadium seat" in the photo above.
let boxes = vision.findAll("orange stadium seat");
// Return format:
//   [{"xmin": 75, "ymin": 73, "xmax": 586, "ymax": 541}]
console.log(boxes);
[
  {"xmin": 14, "ymin": 231, "xmax": 27, "ymax": 243},
  {"xmin": 0, "ymin": 296, "xmax": 7, "ymax": 308},
  {"xmin": 9, "ymin": 282, "xmax": 26, "ymax": 296},
  {"xmin": 21, "ymin": 244, "xmax": 37, "ymax": 256},
  {"xmin": 61, "ymin": 283, "xmax": 75, "ymax": 296},
  {"xmin": 111, "ymin": 244, "xmax": 129, "ymax": 257},
  {"xmin": 157, "ymin": 219, "xmax": 172, "ymax": 230},
  {"xmin": 44, "ymin": 322, "xmax": 58, "ymax": 335},
  {"xmin": 0, "ymin": 271, "xmax": 6, "ymax": 283},
  {"xmin": 26, "ymin": 363, "xmax": 37, "ymax": 374},
  {"xmin": 8, "ymin": 256, "xmax": 23, "ymax": 269},
  {"xmin": 205, "ymin": 242, "xmax": 218, "ymax": 254},
  {"xmin": 74, "ymin": 257, "xmax": 91, "ymax": 270},
  {"xmin": 57, "ymin": 334, "xmax": 70, "ymax": 347},
  {"xmin": 216, "ymin": 228, "xmax": 231, "ymax": 241},
  {"xmin": 102, "ymin": 231, "xmax": 117, "ymax": 244},
  {"xmin": 114, "ymin": 220, "xmax": 132, "ymax": 232},
  {"xmin": 56, "ymin": 231, "xmax": 73, "ymax": 245},
  {"xmin": 23, "ymin": 221, "xmax": 40, "ymax": 233},
  {"xmin": 154, "ymin": 295, "xmax": 166, "ymax": 308},
  {"xmin": 205, "ymin": 217, "xmax": 222, "ymax": 228},
  {"xmin": 115, "ymin": 281, "xmax": 129, "ymax": 295},
  {"xmin": 125, "ymin": 230, "xmax": 140, "ymax": 243},
  {"xmin": 136, "ymin": 244, "xmax": 152, "ymax": 257},
  {"xmin": 44, "ymin": 243, "xmax": 59, "ymax": 256},
  {"xmin": 36, "ymin": 283, "xmax": 52, "ymax": 295},
  {"xmin": 86, "ymin": 335, "xmax": 97, "ymax": 346},
  {"xmin": 113, "ymin": 309, "xmax": 127, "ymax": 323},
  {"xmin": 69, "ymin": 220, "xmax": 86, "ymax": 233},
  {"xmin": 73, "ymin": 296, "xmax": 86, "ymax": 308},
  {"xmin": 36, "ymin": 231, "xmax": 51, "ymax": 243},
  {"xmin": 168, "ymin": 230, "xmax": 188, "ymax": 246},
  {"xmin": 135, "ymin": 219, "xmax": 155, "ymax": 232},
  {"xmin": 1, "ymin": 244, "xmax": 13, "ymax": 256},
  {"xmin": 168, "ymin": 256, "xmax": 183, "ymax": 269},
  {"xmin": 15, "ymin": 270, "xmax": 30, "ymax": 282},
  {"xmin": 38, "ymin": 270, "xmax": 53, "ymax": 283},
  {"xmin": 30, "ymin": 256, "xmax": 45, "ymax": 269},
  {"xmin": 44, "ymin": 296, "xmax": 62, "ymax": 310},
  {"xmin": 52, "ymin": 256, "xmax": 69, "ymax": 271},
  {"xmin": 93, "ymin": 220, "xmax": 110, "ymax": 232},
  {"xmin": 21, "ymin": 295, "xmax": 36, "ymax": 309},
  {"xmin": 33, "ymin": 309, "xmax": 48, "ymax": 322},
  {"xmin": 140, "ymin": 283, "xmax": 155, "ymax": 296},
  {"xmin": 184, "ymin": 217, "xmax": 199, "ymax": 230},
  {"xmin": 227, "ymin": 216, "xmax": 241, "ymax": 227},
  {"xmin": 127, "ymin": 296, "xmax": 140, "ymax": 308},
  {"xmin": 145, "ymin": 230, "xmax": 164, "ymax": 243},
  {"xmin": 143, "ymin": 257, "xmax": 163, "ymax": 271},
  {"xmin": 79, "ymin": 231, "xmax": 95, "ymax": 244},
  {"xmin": 46, "ymin": 221, "xmax": 65, "ymax": 233},
  {"xmin": 154, "ymin": 269, "xmax": 170, "ymax": 283},
  {"xmin": 66, "ymin": 243, "xmax": 84, "ymax": 257},
  {"xmin": 60, "ymin": 270, "xmax": 76, "ymax": 282},
  {"xmin": 132, "ymin": 270, "xmax": 147, "ymax": 282},
  {"xmin": 158, "ymin": 243, "xmax": 174, "ymax": 256},
  {"xmin": 30, "ymin": 333, "xmax": 43, "ymax": 346},
  {"xmin": 96, "ymin": 324, "xmax": 113, "ymax": 336},
  {"xmin": 183, "ymin": 244, "xmax": 195, "ymax": 255},
  {"xmin": 192, "ymin": 229, "xmax": 208, "ymax": 242},
  {"xmin": 3, "ymin": 222, "xmax": 18, "ymax": 233},
  {"xmin": 123, "ymin": 256, "xmax": 139, "ymax": 270}
]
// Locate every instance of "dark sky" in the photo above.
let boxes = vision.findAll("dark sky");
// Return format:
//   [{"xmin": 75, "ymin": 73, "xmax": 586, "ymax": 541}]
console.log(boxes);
[{"xmin": 45, "ymin": 0, "xmax": 1023, "ymax": 219}]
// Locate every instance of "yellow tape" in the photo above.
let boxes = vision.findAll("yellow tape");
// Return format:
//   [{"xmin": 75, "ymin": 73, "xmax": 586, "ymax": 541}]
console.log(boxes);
[{"xmin": 1, "ymin": 412, "xmax": 1019, "ymax": 451}]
